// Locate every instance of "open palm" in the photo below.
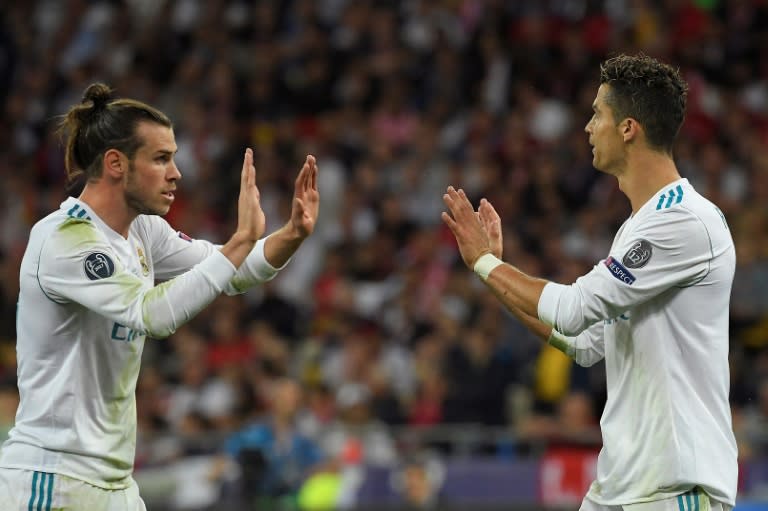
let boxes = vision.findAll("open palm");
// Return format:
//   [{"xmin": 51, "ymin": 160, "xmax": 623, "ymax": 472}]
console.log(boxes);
[
  {"xmin": 478, "ymin": 198, "xmax": 503, "ymax": 259},
  {"xmin": 290, "ymin": 155, "xmax": 320, "ymax": 239}
]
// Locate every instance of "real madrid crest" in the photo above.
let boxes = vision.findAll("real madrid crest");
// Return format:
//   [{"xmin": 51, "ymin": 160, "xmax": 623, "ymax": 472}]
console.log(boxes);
[{"xmin": 137, "ymin": 246, "xmax": 150, "ymax": 276}]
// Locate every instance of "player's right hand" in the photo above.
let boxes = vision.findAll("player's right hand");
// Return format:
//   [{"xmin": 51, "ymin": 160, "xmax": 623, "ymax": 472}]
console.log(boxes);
[{"xmin": 237, "ymin": 148, "xmax": 266, "ymax": 243}]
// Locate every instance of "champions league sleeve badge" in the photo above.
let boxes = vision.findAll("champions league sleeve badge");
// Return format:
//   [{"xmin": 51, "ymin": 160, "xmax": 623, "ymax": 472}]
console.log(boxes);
[
  {"xmin": 84, "ymin": 252, "xmax": 116, "ymax": 280},
  {"xmin": 622, "ymin": 239, "xmax": 653, "ymax": 269}
]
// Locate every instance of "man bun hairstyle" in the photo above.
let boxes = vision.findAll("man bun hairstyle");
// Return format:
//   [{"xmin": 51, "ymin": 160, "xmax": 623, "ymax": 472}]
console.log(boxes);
[
  {"xmin": 57, "ymin": 83, "xmax": 173, "ymax": 182},
  {"xmin": 82, "ymin": 82, "xmax": 112, "ymax": 114},
  {"xmin": 599, "ymin": 54, "xmax": 688, "ymax": 154}
]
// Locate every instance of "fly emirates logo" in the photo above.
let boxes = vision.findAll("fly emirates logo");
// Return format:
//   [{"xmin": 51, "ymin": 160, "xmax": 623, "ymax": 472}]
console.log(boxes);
[{"xmin": 111, "ymin": 322, "xmax": 142, "ymax": 343}]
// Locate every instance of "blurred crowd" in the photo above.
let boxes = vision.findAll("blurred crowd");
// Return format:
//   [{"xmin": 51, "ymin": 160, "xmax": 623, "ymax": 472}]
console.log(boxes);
[{"xmin": 1, "ymin": 0, "xmax": 768, "ymax": 508}]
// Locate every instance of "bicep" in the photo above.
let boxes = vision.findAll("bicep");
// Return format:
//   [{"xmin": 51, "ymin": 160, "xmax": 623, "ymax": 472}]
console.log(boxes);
[
  {"xmin": 39, "ymin": 236, "xmax": 150, "ymax": 329},
  {"xmin": 145, "ymin": 218, "xmax": 219, "ymax": 280},
  {"xmin": 542, "ymin": 210, "xmax": 711, "ymax": 335}
]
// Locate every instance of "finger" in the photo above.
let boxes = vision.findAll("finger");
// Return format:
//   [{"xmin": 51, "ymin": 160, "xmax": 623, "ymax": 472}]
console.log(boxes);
[
  {"xmin": 241, "ymin": 148, "xmax": 251, "ymax": 190},
  {"xmin": 308, "ymin": 154, "xmax": 317, "ymax": 190},
  {"xmin": 480, "ymin": 198, "xmax": 500, "ymax": 224},
  {"xmin": 490, "ymin": 217, "xmax": 500, "ymax": 237},
  {"xmin": 446, "ymin": 187, "xmax": 473, "ymax": 217},
  {"xmin": 441, "ymin": 211, "xmax": 458, "ymax": 233},
  {"xmin": 485, "ymin": 199, "xmax": 500, "ymax": 220},
  {"xmin": 442, "ymin": 192, "xmax": 455, "ymax": 211},
  {"xmin": 246, "ymin": 148, "xmax": 255, "ymax": 188},
  {"xmin": 295, "ymin": 160, "xmax": 309, "ymax": 192},
  {"xmin": 478, "ymin": 209, "xmax": 491, "ymax": 230},
  {"xmin": 458, "ymin": 188, "xmax": 474, "ymax": 209},
  {"xmin": 478, "ymin": 199, "xmax": 491, "ymax": 223},
  {"xmin": 451, "ymin": 187, "xmax": 470, "ymax": 206}
]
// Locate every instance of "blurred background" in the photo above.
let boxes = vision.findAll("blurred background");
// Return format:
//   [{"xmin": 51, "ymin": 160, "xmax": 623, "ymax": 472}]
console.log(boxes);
[{"xmin": 0, "ymin": 0, "xmax": 767, "ymax": 510}]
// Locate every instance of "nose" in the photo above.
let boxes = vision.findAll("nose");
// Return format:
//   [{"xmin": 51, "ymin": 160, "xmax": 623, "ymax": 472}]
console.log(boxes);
[{"xmin": 168, "ymin": 160, "xmax": 182, "ymax": 181}]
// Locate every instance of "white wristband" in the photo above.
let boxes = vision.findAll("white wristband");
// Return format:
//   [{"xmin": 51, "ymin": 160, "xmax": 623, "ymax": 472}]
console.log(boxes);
[
  {"xmin": 547, "ymin": 329, "xmax": 571, "ymax": 353},
  {"xmin": 473, "ymin": 253, "xmax": 503, "ymax": 281}
]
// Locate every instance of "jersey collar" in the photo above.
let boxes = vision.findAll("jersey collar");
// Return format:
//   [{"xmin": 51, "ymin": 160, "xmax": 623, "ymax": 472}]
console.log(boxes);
[{"xmin": 59, "ymin": 197, "xmax": 128, "ymax": 242}]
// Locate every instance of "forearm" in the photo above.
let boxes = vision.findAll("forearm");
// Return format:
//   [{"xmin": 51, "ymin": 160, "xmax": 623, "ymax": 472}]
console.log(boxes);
[
  {"xmin": 484, "ymin": 270, "xmax": 605, "ymax": 366},
  {"xmin": 140, "ymin": 252, "xmax": 236, "ymax": 338},
  {"xmin": 263, "ymin": 222, "xmax": 305, "ymax": 268},
  {"xmin": 487, "ymin": 285, "xmax": 553, "ymax": 341},
  {"xmin": 476, "ymin": 254, "xmax": 550, "ymax": 322},
  {"xmin": 220, "ymin": 232, "xmax": 257, "ymax": 269}
]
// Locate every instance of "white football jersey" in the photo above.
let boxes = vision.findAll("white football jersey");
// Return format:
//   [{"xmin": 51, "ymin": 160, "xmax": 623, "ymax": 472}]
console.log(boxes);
[
  {"xmin": 0, "ymin": 197, "xmax": 280, "ymax": 489},
  {"xmin": 538, "ymin": 178, "xmax": 737, "ymax": 505}
]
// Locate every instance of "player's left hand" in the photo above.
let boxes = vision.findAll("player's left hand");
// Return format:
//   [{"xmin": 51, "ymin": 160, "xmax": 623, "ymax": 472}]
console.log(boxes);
[
  {"xmin": 289, "ymin": 155, "xmax": 320, "ymax": 239},
  {"xmin": 441, "ymin": 186, "xmax": 492, "ymax": 269},
  {"xmin": 478, "ymin": 198, "xmax": 503, "ymax": 259}
]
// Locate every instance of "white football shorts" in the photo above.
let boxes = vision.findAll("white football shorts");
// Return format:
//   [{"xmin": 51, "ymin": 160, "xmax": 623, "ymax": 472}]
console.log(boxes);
[
  {"xmin": 580, "ymin": 487, "xmax": 732, "ymax": 511},
  {"xmin": 0, "ymin": 467, "xmax": 146, "ymax": 511}
]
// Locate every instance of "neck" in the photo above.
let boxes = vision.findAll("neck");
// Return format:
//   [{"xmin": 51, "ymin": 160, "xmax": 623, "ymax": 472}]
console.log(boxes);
[
  {"xmin": 616, "ymin": 150, "xmax": 681, "ymax": 213},
  {"xmin": 79, "ymin": 183, "xmax": 135, "ymax": 238}
]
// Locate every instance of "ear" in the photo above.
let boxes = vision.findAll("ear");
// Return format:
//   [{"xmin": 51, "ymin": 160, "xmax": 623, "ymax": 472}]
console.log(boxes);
[
  {"xmin": 103, "ymin": 148, "xmax": 127, "ymax": 178},
  {"xmin": 621, "ymin": 118, "xmax": 640, "ymax": 143}
]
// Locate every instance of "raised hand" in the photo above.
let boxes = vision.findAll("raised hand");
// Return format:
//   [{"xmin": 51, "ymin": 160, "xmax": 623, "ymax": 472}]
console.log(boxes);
[
  {"xmin": 289, "ymin": 155, "xmax": 320, "ymax": 239},
  {"xmin": 237, "ymin": 148, "xmax": 266, "ymax": 243},
  {"xmin": 478, "ymin": 198, "xmax": 503, "ymax": 259},
  {"xmin": 441, "ymin": 186, "xmax": 492, "ymax": 269}
]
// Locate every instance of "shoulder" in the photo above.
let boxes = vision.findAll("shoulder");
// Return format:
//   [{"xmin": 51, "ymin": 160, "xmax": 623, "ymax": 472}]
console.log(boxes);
[
  {"xmin": 641, "ymin": 183, "xmax": 717, "ymax": 235},
  {"xmin": 37, "ymin": 211, "xmax": 116, "ymax": 271},
  {"xmin": 651, "ymin": 182, "xmax": 688, "ymax": 212},
  {"xmin": 630, "ymin": 207, "xmax": 701, "ymax": 248},
  {"xmin": 631, "ymin": 185, "xmax": 730, "ymax": 259},
  {"xmin": 134, "ymin": 214, "xmax": 167, "ymax": 234},
  {"xmin": 34, "ymin": 215, "xmax": 119, "ymax": 289},
  {"xmin": 133, "ymin": 214, "xmax": 183, "ymax": 240},
  {"xmin": 649, "ymin": 181, "xmax": 726, "ymax": 227},
  {"xmin": 40, "ymin": 213, "xmax": 105, "ymax": 253}
]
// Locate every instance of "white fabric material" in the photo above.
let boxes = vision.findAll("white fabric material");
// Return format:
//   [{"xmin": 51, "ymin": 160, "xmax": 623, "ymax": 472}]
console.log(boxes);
[
  {"xmin": 580, "ymin": 487, "xmax": 731, "ymax": 511},
  {"xmin": 0, "ymin": 197, "xmax": 279, "ymax": 489},
  {"xmin": 473, "ymin": 254, "xmax": 504, "ymax": 281},
  {"xmin": 473, "ymin": 253, "xmax": 503, "ymax": 281},
  {"xmin": 0, "ymin": 467, "xmax": 146, "ymax": 511},
  {"xmin": 538, "ymin": 179, "xmax": 737, "ymax": 505}
]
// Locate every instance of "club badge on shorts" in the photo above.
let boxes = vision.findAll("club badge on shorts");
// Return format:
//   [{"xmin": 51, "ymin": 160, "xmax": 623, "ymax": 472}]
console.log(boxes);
[{"xmin": 84, "ymin": 252, "xmax": 115, "ymax": 280}]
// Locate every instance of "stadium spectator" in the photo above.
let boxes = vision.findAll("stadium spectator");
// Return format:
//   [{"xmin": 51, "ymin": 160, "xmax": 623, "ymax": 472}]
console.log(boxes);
[{"xmin": 223, "ymin": 377, "xmax": 327, "ymax": 507}]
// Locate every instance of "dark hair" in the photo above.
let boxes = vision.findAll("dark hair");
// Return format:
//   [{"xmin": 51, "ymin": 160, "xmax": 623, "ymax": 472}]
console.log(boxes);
[
  {"xmin": 56, "ymin": 83, "xmax": 173, "ymax": 182},
  {"xmin": 599, "ymin": 54, "xmax": 688, "ymax": 154}
]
